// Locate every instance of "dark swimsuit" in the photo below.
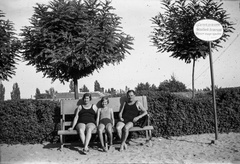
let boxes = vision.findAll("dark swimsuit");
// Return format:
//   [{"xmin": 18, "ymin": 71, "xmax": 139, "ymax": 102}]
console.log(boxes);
[
  {"xmin": 121, "ymin": 101, "xmax": 139, "ymax": 124},
  {"xmin": 99, "ymin": 118, "xmax": 112, "ymax": 126},
  {"xmin": 77, "ymin": 105, "xmax": 96, "ymax": 124}
]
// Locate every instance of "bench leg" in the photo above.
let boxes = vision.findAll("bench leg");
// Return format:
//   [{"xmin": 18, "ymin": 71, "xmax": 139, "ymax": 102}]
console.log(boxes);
[
  {"xmin": 59, "ymin": 134, "xmax": 63, "ymax": 150},
  {"xmin": 148, "ymin": 130, "xmax": 152, "ymax": 147}
]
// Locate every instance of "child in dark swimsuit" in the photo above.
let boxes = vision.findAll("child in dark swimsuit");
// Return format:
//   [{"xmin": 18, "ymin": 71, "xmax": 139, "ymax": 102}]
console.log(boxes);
[{"xmin": 96, "ymin": 97, "xmax": 115, "ymax": 152}]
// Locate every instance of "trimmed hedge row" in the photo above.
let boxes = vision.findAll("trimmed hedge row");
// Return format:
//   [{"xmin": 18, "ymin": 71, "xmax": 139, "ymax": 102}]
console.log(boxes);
[
  {"xmin": 138, "ymin": 87, "xmax": 240, "ymax": 137},
  {"xmin": 0, "ymin": 87, "xmax": 239, "ymax": 144},
  {"xmin": 0, "ymin": 100, "xmax": 60, "ymax": 144}
]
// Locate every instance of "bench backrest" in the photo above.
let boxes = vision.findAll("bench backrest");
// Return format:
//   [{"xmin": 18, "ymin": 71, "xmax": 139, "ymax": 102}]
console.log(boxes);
[
  {"xmin": 60, "ymin": 96, "xmax": 148, "ymax": 115},
  {"xmin": 60, "ymin": 96, "xmax": 148, "ymax": 128}
]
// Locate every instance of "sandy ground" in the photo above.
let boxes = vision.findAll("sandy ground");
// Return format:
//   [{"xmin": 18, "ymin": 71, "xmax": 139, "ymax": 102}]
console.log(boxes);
[{"xmin": 1, "ymin": 133, "xmax": 240, "ymax": 164}]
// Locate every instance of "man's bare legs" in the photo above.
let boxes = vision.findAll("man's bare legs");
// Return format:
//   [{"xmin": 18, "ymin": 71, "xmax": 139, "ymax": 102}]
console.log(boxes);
[
  {"xmin": 117, "ymin": 122, "xmax": 134, "ymax": 151},
  {"xmin": 116, "ymin": 122, "xmax": 125, "ymax": 140}
]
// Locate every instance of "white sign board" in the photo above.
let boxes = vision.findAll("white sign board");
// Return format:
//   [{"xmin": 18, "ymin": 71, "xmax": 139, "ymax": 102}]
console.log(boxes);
[{"xmin": 194, "ymin": 19, "xmax": 223, "ymax": 41}]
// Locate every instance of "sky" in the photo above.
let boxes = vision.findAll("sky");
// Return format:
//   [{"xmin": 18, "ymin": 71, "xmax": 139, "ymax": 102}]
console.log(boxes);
[{"xmin": 1, "ymin": 0, "xmax": 240, "ymax": 100}]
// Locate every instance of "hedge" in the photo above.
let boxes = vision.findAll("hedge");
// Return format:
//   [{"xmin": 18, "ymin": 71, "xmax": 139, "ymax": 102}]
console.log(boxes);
[
  {"xmin": 0, "ymin": 87, "xmax": 239, "ymax": 144},
  {"xmin": 0, "ymin": 100, "xmax": 60, "ymax": 144}
]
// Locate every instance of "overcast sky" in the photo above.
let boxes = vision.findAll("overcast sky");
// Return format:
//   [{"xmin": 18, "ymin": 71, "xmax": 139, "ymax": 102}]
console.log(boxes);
[{"xmin": 1, "ymin": 0, "xmax": 240, "ymax": 100}]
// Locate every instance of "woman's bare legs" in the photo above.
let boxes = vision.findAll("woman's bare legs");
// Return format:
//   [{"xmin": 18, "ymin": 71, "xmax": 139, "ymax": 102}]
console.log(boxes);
[
  {"xmin": 84, "ymin": 123, "xmax": 96, "ymax": 151},
  {"xmin": 76, "ymin": 123, "xmax": 86, "ymax": 146}
]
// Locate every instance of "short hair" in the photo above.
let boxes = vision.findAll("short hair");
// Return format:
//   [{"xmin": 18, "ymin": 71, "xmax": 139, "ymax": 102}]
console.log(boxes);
[
  {"xmin": 127, "ymin": 90, "xmax": 135, "ymax": 96},
  {"xmin": 82, "ymin": 93, "xmax": 92, "ymax": 101},
  {"xmin": 101, "ymin": 96, "xmax": 109, "ymax": 104}
]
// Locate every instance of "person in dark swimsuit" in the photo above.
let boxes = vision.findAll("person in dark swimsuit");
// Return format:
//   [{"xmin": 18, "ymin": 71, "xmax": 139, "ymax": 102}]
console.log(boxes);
[
  {"xmin": 68, "ymin": 93, "xmax": 97, "ymax": 154},
  {"xmin": 96, "ymin": 97, "xmax": 115, "ymax": 152},
  {"xmin": 116, "ymin": 90, "xmax": 148, "ymax": 152}
]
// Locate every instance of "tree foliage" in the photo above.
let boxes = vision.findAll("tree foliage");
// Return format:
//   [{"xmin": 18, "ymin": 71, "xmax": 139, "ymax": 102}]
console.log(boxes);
[
  {"xmin": 158, "ymin": 75, "xmax": 187, "ymax": 92},
  {"xmin": 135, "ymin": 82, "xmax": 158, "ymax": 94},
  {"xmin": 11, "ymin": 83, "xmax": 20, "ymax": 100},
  {"xmin": 20, "ymin": 0, "xmax": 133, "ymax": 99},
  {"xmin": 0, "ymin": 10, "xmax": 21, "ymax": 81},
  {"xmin": 69, "ymin": 80, "xmax": 74, "ymax": 92},
  {"xmin": 151, "ymin": 0, "xmax": 234, "ymax": 97},
  {"xmin": 80, "ymin": 85, "xmax": 89, "ymax": 92},
  {"xmin": 0, "ymin": 82, "xmax": 5, "ymax": 101},
  {"xmin": 94, "ymin": 80, "xmax": 101, "ymax": 92}
]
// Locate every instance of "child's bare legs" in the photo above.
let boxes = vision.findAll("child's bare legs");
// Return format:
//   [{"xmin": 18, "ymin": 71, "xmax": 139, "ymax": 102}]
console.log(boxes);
[
  {"xmin": 98, "ymin": 124, "xmax": 106, "ymax": 151},
  {"xmin": 106, "ymin": 123, "xmax": 113, "ymax": 150}
]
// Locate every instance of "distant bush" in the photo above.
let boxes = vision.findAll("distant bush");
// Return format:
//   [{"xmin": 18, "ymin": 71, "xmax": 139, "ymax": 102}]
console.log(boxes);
[{"xmin": 0, "ymin": 100, "xmax": 60, "ymax": 144}]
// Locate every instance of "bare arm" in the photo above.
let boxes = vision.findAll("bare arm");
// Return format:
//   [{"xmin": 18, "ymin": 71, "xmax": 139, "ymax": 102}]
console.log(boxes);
[
  {"xmin": 133, "ymin": 101, "xmax": 147, "ymax": 123},
  {"xmin": 110, "ymin": 108, "xmax": 115, "ymax": 126},
  {"xmin": 96, "ymin": 108, "xmax": 101, "ymax": 126},
  {"xmin": 68, "ymin": 106, "xmax": 81, "ymax": 130},
  {"xmin": 119, "ymin": 102, "xmax": 126, "ymax": 121}
]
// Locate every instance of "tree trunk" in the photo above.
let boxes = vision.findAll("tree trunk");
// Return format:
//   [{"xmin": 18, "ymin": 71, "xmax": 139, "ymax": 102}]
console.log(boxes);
[
  {"xmin": 73, "ymin": 78, "xmax": 79, "ymax": 99},
  {"xmin": 192, "ymin": 58, "xmax": 196, "ymax": 98}
]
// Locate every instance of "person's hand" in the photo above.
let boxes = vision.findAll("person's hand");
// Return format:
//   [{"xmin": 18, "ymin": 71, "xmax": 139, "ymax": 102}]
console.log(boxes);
[
  {"xmin": 68, "ymin": 127, "xmax": 74, "ymax": 131},
  {"xmin": 120, "ymin": 117, "xmax": 124, "ymax": 121},
  {"xmin": 133, "ymin": 116, "xmax": 140, "ymax": 123}
]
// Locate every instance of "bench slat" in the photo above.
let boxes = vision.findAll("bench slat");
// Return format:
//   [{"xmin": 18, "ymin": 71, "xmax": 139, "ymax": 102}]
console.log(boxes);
[{"xmin": 58, "ymin": 126, "xmax": 154, "ymax": 135}]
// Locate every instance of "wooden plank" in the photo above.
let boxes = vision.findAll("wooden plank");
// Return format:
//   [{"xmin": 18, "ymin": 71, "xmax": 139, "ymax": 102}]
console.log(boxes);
[{"xmin": 58, "ymin": 126, "xmax": 154, "ymax": 135}]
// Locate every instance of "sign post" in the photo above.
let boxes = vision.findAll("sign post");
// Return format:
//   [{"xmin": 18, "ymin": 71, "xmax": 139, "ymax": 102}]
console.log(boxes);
[{"xmin": 193, "ymin": 19, "xmax": 223, "ymax": 141}]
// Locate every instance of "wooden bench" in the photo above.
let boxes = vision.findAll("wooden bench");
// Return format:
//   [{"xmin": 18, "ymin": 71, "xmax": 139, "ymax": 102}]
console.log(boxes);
[{"xmin": 57, "ymin": 96, "xmax": 154, "ymax": 150}]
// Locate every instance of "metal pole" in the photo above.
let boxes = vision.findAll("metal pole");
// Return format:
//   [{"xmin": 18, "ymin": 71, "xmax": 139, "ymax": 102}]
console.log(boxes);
[{"xmin": 208, "ymin": 41, "xmax": 218, "ymax": 140}]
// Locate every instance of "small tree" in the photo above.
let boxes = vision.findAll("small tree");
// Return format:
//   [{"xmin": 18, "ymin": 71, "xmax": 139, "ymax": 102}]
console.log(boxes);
[
  {"xmin": 0, "ymin": 10, "xmax": 21, "ymax": 81},
  {"xmin": 11, "ymin": 83, "xmax": 20, "ymax": 100},
  {"xmin": 80, "ymin": 85, "xmax": 89, "ymax": 92},
  {"xmin": 20, "ymin": 0, "xmax": 133, "ymax": 99},
  {"xmin": 35, "ymin": 88, "xmax": 41, "ymax": 99},
  {"xmin": 151, "ymin": 0, "xmax": 234, "ymax": 98},
  {"xmin": 94, "ymin": 80, "xmax": 101, "ymax": 92},
  {"xmin": 0, "ymin": 82, "xmax": 5, "ymax": 101},
  {"xmin": 69, "ymin": 80, "xmax": 74, "ymax": 92},
  {"xmin": 158, "ymin": 75, "xmax": 187, "ymax": 92}
]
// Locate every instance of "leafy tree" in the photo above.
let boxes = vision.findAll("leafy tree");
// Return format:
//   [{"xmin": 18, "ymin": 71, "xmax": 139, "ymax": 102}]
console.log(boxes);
[
  {"xmin": 35, "ymin": 88, "xmax": 41, "ymax": 99},
  {"xmin": 20, "ymin": 0, "xmax": 133, "ymax": 99},
  {"xmin": 151, "ymin": 0, "xmax": 234, "ymax": 98},
  {"xmin": 69, "ymin": 80, "xmax": 74, "ymax": 92},
  {"xmin": 11, "ymin": 83, "xmax": 20, "ymax": 100},
  {"xmin": 135, "ymin": 82, "xmax": 158, "ymax": 93},
  {"xmin": 0, "ymin": 10, "xmax": 21, "ymax": 81},
  {"xmin": 158, "ymin": 75, "xmax": 187, "ymax": 92},
  {"xmin": 0, "ymin": 82, "xmax": 5, "ymax": 101},
  {"xmin": 135, "ymin": 82, "xmax": 151, "ymax": 92},
  {"xmin": 94, "ymin": 80, "xmax": 101, "ymax": 92},
  {"xmin": 49, "ymin": 87, "xmax": 56, "ymax": 99},
  {"xmin": 80, "ymin": 85, "xmax": 89, "ymax": 92}
]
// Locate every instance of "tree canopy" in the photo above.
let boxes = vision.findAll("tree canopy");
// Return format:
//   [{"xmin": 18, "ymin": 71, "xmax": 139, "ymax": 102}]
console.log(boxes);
[
  {"xmin": 151, "ymin": 0, "xmax": 235, "ymax": 97},
  {"xmin": 20, "ymin": 0, "xmax": 133, "ymax": 98},
  {"xmin": 0, "ymin": 10, "xmax": 20, "ymax": 81}
]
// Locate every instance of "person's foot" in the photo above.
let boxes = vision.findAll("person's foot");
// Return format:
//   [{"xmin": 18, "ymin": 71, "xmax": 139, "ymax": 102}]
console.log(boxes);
[
  {"xmin": 108, "ymin": 145, "xmax": 113, "ymax": 151},
  {"xmin": 82, "ymin": 148, "xmax": 89, "ymax": 155},
  {"xmin": 119, "ymin": 144, "xmax": 124, "ymax": 152},
  {"xmin": 102, "ymin": 147, "xmax": 107, "ymax": 152},
  {"xmin": 124, "ymin": 143, "xmax": 128, "ymax": 150}
]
